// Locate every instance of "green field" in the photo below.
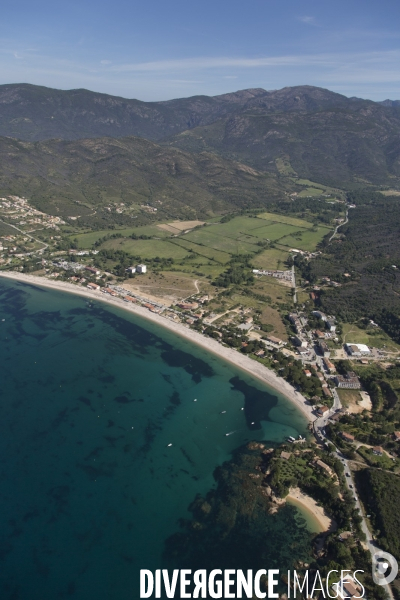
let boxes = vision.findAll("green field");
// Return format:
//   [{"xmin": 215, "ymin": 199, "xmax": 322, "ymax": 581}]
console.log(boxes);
[
  {"xmin": 277, "ymin": 226, "xmax": 331, "ymax": 251},
  {"xmin": 249, "ymin": 222, "xmax": 304, "ymax": 241},
  {"xmin": 298, "ymin": 187, "xmax": 324, "ymax": 198},
  {"xmin": 256, "ymin": 212, "xmax": 314, "ymax": 228},
  {"xmin": 73, "ymin": 225, "xmax": 172, "ymax": 248},
  {"xmin": 181, "ymin": 226, "xmax": 259, "ymax": 254},
  {"xmin": 252, "ymin": 247, "xmax": 290, "ymax": 270},
  {"xmin": 170, "ymin": 238, "xmax": 231, "ymax": 263},
  {"xmin": 101, "ymin": 238, "xmax": 190, "ymax": 260}
]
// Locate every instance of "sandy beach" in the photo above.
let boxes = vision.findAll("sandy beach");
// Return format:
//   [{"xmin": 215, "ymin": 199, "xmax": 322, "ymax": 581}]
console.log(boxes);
[
  {"xmin": 0, "ymin": 271, "xmax": 315, "ymax": 423},
  {"xmin": 286, "ymin": 487, "xmax": 334, "ymax": 533}
]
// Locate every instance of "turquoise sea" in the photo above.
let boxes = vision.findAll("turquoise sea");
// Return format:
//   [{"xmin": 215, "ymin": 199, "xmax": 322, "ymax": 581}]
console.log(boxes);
[{"xmin": 0, "ymin": 278, "xmax": 312, "ymax": 599}]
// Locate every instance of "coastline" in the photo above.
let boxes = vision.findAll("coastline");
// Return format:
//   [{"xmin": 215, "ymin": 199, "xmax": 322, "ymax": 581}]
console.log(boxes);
[
  {"xmin": 0, "ymin": 271, "xmax": 315, "ymax": 423},
  {"xmin": 286, "ymin": 487, "xmax": 335, "ymax": 533}
]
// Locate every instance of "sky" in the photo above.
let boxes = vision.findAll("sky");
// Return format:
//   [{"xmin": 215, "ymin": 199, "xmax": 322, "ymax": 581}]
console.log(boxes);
[{"xmin": 1, "ymin": 0, "xmax": 400, "ymax": 101}]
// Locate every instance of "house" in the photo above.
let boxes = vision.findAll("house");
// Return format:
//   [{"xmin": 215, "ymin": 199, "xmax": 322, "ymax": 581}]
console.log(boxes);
[
  {"xmin": 264, "ymin": 335, "xmax": 286, "ymax": 348},
  {"xmin": 393, "ymin": 431, "xmax": 400, "ymax": 442},
  {"xmin": 123, "ymin": 296, "xmax": 137, "ymax": 303},
  {"xmin": 322, "ymin": 386, "xmax": 333, "ymax": 398},
  {"xmin": 304, "ymin": 369, "xmax": 312, "ymax": 377},
  {"xmin": 340, "ymin": 431, "xmax": 355, "ymax": 443},
  {"xmin": 326, "ymin": 319, "xmax": 336, "ymax": 332},
  {"xmin": 136, "ymin": 264, "xmax": 147, "ymax": 274},
  {"xmin": 317, "ymin": 405, "xmax": 329, "ymax": 416},
  {"xmin": 126, "ymin": 266, "xmax": 136, "ymax": 274},
  {"xmin": 339, "ymin": 531, "xmax": 352, "ymax": 541},
  {"xmin": 322, "ymin": 357, "xmax": 336, "ymax": 373},
  {"xmin": 334, "ymin": 372, "xmax": 361, "ymax": 389},
  {"xmin": 85, "ymin": 266, "xmax": 100, "ymax": 275},
  {"xmin": 293, "ymin": 336, "xmax": 308, "ymax": 348},
  {"xmin": 345, "ymin": 343, "xmax": 371, "ymax": 357},
  {"xmin": 254, "ymin": 349, "xmax": 265, "ymax": 357},
  {"xmin": 87, "ymin": 283, "xmax": 100, "ymax": 290},
  {"xmin": 318, "ymin": 341, "xmax": 330, "ymax": 357},
  {"xmin": 315, "ymin": 330, "xmax": 325, "ymax": 339},
  {"xmin": 315, "ymin": 459, "xmax": 333, "ymax": 477},
  {"xmin": 373, "ymin": 446, "xmax": 383, "ymax": 456},
  {"xmin": 177, "ymin": 302, "xmax": 199, "ymax": 310},
  {"xmin": 312, "ymin": 310, "xmax": 327, "ymax": 321},
  {"xmin": 281, "ymin": 451, "xmax": 292, "ymax": 460}
]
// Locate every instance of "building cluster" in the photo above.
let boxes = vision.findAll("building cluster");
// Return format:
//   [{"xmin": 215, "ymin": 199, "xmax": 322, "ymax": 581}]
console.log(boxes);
[{"xmin": 252, "ymin": 269, "xmax": 294, "ymax": 283}]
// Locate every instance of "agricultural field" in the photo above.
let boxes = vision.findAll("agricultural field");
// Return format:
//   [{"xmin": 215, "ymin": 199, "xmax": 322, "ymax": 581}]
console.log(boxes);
[
  {"xmin": 170, "ymin": 238, "xmax": 231, "ymax": 264},
  {"xmin": 156, "ymin": 220, "xmax": 204, "ymax": 234},
  {"xmin": 73, "ymin": 225, "xmax": 171, "ymax": 248},
  {"xmin": 181, "ymin": 227, "xmax": 258, "ymax": 255},
  {"xmin": 252, "ymin": 247, "xmax": 290, "ymax": 270},
  {"xmin": 257, "ymin": 212, "xmax": 314, "ymax": 228},
  {"xmin": 250, "ymin": 222, "xmax": 303, "ymax": 241},
  {"xmin": 298, "ymin": 187, "xmax": 323, "ymax": 198},
  {"xmin": 277, "ymin": 225, "xmax": 331, "ymax": 251},
  {"xmin": 101, "ymin": 238, "xmax": 190, "ymax": 260}
]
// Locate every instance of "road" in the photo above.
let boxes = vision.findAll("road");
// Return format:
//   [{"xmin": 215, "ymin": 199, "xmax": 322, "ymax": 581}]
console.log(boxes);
[
  {"xmin": 292, "ymin": 264, "xmax": 297, "ymax": 304},
  {"xmin": 316, "ymin": 415, "xmax": 395, "ymax": 600},
  {"xmin": 0, "ymin": 218, "xmax": 49, "ymax": 253},
  {"xmin": 329, "ymin": 209, "xmax": 349, "ymax": 242}
]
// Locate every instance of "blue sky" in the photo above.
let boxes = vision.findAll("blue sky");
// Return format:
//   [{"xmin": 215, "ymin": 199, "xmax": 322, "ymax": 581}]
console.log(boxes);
[{"xmin": 1, "ymin": 0, "xmax": 400, "ymax": 100}]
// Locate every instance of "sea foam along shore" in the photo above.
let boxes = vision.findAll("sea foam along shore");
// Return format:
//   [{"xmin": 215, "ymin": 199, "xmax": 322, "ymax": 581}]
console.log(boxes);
[{"xmin": 0, "ymin": 272, "xmax": 315, "ymax": 423}]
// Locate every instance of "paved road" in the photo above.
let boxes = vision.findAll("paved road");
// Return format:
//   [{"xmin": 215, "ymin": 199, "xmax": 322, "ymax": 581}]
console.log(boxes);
[
  {"xmin": 0, "ymin": 218, "xmax": 49, "ymax": 253},
  {"xmin": 292, "ymin": 264, "xmax": 297, "ymax": 304},
  {"xmin": 329, "ymin": 209, "xmax": 349, "ymax": 242},
  {"xmin": 316, "ymin": 419, "xmax": 395, "ymax": 600}
]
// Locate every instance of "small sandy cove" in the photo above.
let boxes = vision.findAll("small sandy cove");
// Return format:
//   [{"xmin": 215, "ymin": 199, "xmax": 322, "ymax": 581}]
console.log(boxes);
[
  {"xmin": 287, "ymin": 487, "xmax": 334, "ymax": 533},
  {"xmin": 0, "ymin": 272, "xmax": 315, "ymax": 423}
]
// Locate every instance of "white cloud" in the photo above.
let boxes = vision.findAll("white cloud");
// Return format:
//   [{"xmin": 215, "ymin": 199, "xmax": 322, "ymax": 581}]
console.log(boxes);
[{"xmin": 298, "ymin": 16, "xmax": 317, "ymax": 25}]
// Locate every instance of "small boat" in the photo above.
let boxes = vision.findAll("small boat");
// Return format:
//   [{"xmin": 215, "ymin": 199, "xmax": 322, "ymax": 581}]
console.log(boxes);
[
  {"xmin": 220, "ymin": 411, "xmax": 227, "ymax": 414},
  {"xmin": 240, "ymin": 407, "xmax": 244, "ymax": 411},
  {"xmin": 251, "ymin": 422, "xmax": 255, "ymax": 425},
  {"xmin": 225, "ymin": 431, "xmax": 235, "ymax": 437},
  {"xmin": 167, "ymin": 443, "xmax": 173, "ymax": 447},
  {"xmin": 193, "ymin": 399, "xmax": 197, "ymax": 402},
  {"xmin": 288, "ymin": 436, "xmax": 296, "ymax": 442}
]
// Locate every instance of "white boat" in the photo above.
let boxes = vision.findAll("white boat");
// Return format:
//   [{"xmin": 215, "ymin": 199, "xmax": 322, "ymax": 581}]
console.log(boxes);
[
  {"xmin": 193, "ymin": 399, "xmax": 197, "ymax": 402},
  {"xmin": 220, "ymin": 411, "xmax": 226, "ymax": 414},
  {"xmin": 167, "ymin": 443, "xmax": 173, "ymax": 447},
  {"xmin": 288, "ymin": 436, "xmax": 296, "ymax": 442},
  {"xmin": 225, "ymin": 431, "xmax": 235, "ymax": 437}
]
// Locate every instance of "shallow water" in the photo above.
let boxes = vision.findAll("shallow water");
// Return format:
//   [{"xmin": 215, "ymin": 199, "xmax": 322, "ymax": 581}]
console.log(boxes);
[{"xmin": 0, "ymin": 279, "xmax": 311, "ymax": 599}]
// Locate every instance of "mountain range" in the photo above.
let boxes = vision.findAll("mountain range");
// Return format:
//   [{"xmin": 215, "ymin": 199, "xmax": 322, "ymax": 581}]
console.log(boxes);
[{"xmin": 0, "ymin": 83, "xmax": 400, "ymax": 212}]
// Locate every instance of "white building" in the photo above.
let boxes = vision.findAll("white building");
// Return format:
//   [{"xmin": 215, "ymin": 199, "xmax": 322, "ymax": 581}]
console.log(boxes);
[
  {"xmin": 345, "ymin": 343, "xmax": 371, "ymax": 357},
  {"xmin": 136, "ymin": 264, "xmax": 147, "ymax": 274},
  {"xmin": 126, "ymin": 266, "xmax": 136, "ymax": 274}
]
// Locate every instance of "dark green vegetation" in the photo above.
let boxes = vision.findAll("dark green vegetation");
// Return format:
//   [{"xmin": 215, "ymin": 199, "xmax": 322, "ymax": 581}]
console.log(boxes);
[
  {"xmin": 356, "ymin": 469, "xmax": 400, "ymax": 563},
  {"xmin": 164, "ymin": 442, "xmax": 313, "ymax": 586},
  {"xmin": 0, "ymin": 136, "xmax": 287, "ymax": 224},
  {"xmin": 2, "ymin": 83, "xmax": 400, "ymax": 188},
  {"xmin": 296, "ymin": 192, "xmax": 400, "ymax": 338},
  {"xmin": 165, "ymin": 441, "xmax": 386, "ymax": 598}
]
